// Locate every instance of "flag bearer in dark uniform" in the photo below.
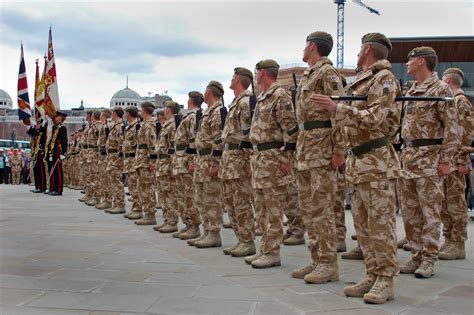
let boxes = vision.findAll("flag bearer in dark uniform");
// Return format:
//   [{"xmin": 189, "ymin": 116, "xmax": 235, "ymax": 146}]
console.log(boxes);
[{"xmin": 46, "ymin": 111, "xmax": 68, "ymax": 196}]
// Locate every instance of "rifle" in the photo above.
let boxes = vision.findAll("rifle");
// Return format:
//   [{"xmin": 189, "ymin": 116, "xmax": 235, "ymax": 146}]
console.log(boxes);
[
  {"xmin": 174, "ymin": 114, "xmax": 182, "ymax": 129},
  {"xmin": 219, "ymin": 97, "xmax": 227, "ymax": 130},
  {"xmin": 290, "ymin": 72, "xmax": 298, "ymax": 109},
  {"xmin": 194, "ymin": 109, "xmax": 203, "ymax": 133},
  {"xmin": 243, "ymin": 80, "xmax": 257, "ymax": 136},
  {"xmin": 156, "ymin": 120, "xmax": 162, "ymax": 137}
]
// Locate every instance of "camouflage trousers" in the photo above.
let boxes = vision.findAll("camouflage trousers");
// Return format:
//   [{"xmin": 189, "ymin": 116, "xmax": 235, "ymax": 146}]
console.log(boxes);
[
  {"xmin": 441, "ymin": 171, "xmax": 468, "ymax": 242},
  {"xmin": 12, "ymin": 167, "xmax": 21, "ymax": 184},
  {"xmin": 85, "ymin": 152, "xmax": 98, "ymax": 199},
  {"xmin": 351, "ymin": 179, "xmax": 398, "ymax": 277},
  {"xmin": 194, "ymin": 180, "xmax": 223, "ymax": 232},
  {"xmin": 334, "ymin": 172, "xmax": 347, "ymax": 241},
  {"xmin": 63, "ymin": 160, "xmax": 69, "ymax": 186},
  {"xmin": 284, "ymin": 179, "xmax": 305, "ymax": 238},
  {"xmin": 137, "ymin": 167, "xmax": 156, "ymax": 216},
  {"xmin": 297, "ymin": 166, "xmax": 337, "ymax": 263},
  {"xmin": 400, "ymin": 175, "xmax": 443, "ymax": 263},
  {"xmin": 97, "ymin": 156, "xmax": 112, "ymax": 203},
  {"xmin": 176, "ymin": 173, "xmax": 201, "ymax": 226},
  {"xmin": 127, "ymin": 170, "xmax": 142, "ymax": 211},
  {"xmin": 108, "ymin": 156, "xmax": 125, "ymax": 208},
  {"xmin": 158, "ymin": 175, "xmax": 179, "ymax": 225},
  {"xmin": 222, "ymin": 177, "xmax": 255, "ymax": 243},
  {"xmin": 254, "ymin": 185, "xmax": 286, "ymax": 255}
]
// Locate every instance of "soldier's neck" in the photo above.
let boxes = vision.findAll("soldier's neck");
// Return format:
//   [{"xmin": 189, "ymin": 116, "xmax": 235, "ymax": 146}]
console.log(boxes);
[
  {"xmin": 260, "ymin": 80, "xmax": 274, "ymax": 92},
  {"xmin": 415, "ymin": 69, "xmax": 432, "ymax": 85},
  {"xmin": 233, "ymin": 86, "xmax": 245, "ymax": 97}
]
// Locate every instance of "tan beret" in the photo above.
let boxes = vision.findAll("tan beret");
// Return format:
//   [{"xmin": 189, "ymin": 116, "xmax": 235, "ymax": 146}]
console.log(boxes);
[
  {"xmin": 234, "ymin": 67, "xmax": 253, "ymax": 80},
  {"xmin": 207, "ymin": 80, "xmax": 224, "ymax": 95},
  {"xmin": 306, "ymin": 31, "xmax": 333, "ymax": 47},
  {"xmin": 407, "ymin": 46, "xmax": 437, "ymax": 59},
  {"xmin": 141, "ymin": 101, "xmax": 155, "ymax": 111},
  {"xmin": 256, "ymin": 59, "xmax": 280, "ymax": 70},
  {"xmin": 165, "ymin": 100, "xmax": 180, "ymax": 112},
  {"xmin": 156, "ymin": 109, "xmax": 165, "ymax": 116},
  {"xmin": 362, "ymin": 32, "xmax": 392, "ymax": 52},
  {"xmin": 443, "ymin": 67, "xmax": 464, "ymax": 81},
  {"xmin": 188, "ymin": 91, "xmax": 204, "ymax": 100}
]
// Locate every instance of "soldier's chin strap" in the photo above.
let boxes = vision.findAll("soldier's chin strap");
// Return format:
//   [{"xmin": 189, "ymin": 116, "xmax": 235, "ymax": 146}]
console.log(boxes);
[{"xmin": 331, "ymin": 95, "xmax": 454, "ymax": 102}]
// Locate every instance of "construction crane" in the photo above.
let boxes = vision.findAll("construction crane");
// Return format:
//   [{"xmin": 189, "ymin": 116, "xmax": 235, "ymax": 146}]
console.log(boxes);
[{"xmin": 334, "ymin": 0, "xmax": 380, "ymax": 69}]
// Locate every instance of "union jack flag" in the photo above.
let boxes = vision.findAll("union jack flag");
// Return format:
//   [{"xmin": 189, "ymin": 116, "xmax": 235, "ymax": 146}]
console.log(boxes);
[{"xmin": 17, "ymin": 42, "xmax": 31, "ymax": 125}]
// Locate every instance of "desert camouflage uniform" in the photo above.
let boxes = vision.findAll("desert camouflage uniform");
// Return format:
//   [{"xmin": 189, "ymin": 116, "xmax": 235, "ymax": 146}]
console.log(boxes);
[
  {"xmin": 174, "ymin": 109, "xmax": 201, "ymax": 227},
  {"xmin": 135, "ymin": 118, "xmax": 157, "ymax": 217},
  {"xmin": 295, "ymin": 57, "xmax": 345, "ymax": 264},
  {"xmin": 336, "ymin": 59, "xmax": 402, "ymax": 277},
  {"xmin": 106, "ymin": 121, "xmax": 125, "ymax": 208},
  {"xmin": 441, "ymin": 89, "xmax": 473, "ymax": 243},
  {"xmin": 11, "ymin": 155, "xmax": 23, "ymax": 184},
  {"xmin": 249, "ymin": 82, "xmax": 297, "ymax": 255},
  {"xmin": 194, "ymin": 100, "xmax": 225, "ymax": 233},
  {"xmin": 400, "ymin": 72, "xmax": 459, "ymax": 263},
  {"xmin": 156, "ymin": 117, "xmax": 179, "ymax": 226},
  {"xmin": 86, "ymin": 121, "xmax": 100, "ymax": 200},
  {"xmin": 219, "ymin": 90, "xmax": 255, "ymax": 243},
  {"xmin": 284, "ymin": 178, "xmax": 305, "ymax": 239},
  {"xmin": 97, "ymin": 120, "xmax": 113, "ymax": 204},
  {"xmin": 123, "ymin": 119, "xmax": 141, "ymax": 212}
]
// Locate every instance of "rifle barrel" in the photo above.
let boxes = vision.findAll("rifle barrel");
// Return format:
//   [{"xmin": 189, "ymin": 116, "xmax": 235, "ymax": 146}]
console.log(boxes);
[{"xmin": 330, "ymin": 96, "xmax": 454, "ymax": 102}]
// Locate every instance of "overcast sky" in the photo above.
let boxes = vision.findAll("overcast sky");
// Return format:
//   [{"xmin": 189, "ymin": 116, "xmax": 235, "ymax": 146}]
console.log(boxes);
[{"xmin": 1, "ymin": 0, "xmax": 473, "ymax": 109}]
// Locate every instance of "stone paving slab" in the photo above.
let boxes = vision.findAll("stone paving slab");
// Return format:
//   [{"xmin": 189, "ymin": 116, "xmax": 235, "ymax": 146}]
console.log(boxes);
[{"xmin": 1, "ymin": 185, "xmax": 473, "ymax": 314}]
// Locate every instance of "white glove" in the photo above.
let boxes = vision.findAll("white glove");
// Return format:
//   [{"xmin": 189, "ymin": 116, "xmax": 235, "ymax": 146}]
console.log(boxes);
[
  {"xmin": 49, "ymin": 157, "xmax": 53, "ymax": 162},
  {"xmin": 60, "ymin": 155, "xmax": 66, "ymax": 160}
]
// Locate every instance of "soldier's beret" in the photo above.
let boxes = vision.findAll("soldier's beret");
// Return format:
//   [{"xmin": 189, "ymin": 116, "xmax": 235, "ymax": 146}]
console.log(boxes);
[
  {"xmin": 407, "ymin": 46, "xmax": 437, "ymax": 59},
  {"xmin": 234, "ymin": 67, "xmax": 253, "ymax": 80},
  {"xmin": 165, "ymin": 100, "xmax": 180, "ymax": 112},
  {"xmin": 56, "ymin": 111, "xmax": 68, "ymax": 117},
  {"xmin": 443, "ymin": 67, "xmax": 464, "ymax": 81},
  {"xmin": 306, "ymin": 31, "xmax": 333, "ymax": 48},
  {"xmin": 207, "ymin": 80, "xmax": 224, "ymax": 95},
  {"xmin": 188, "ymin": 91, "xmax": 204, "ymax": 100},
  {"xmin": 101, "ymin": 108, "xmax": 112, "ymax": 115},
  {"xmin": 362, "ymin": 32, "xmax": 392, "ymax": 52},
  {"xmin": 256, "ymin": 59, "xmax": 280, "ymax": 70},
  {"xmin": 155, "ymin": 109, "xmax": 165, "ymax": 116},
  {"xmin": 141, "ymin": 101, "xmax": 155, "ymax": 111}
]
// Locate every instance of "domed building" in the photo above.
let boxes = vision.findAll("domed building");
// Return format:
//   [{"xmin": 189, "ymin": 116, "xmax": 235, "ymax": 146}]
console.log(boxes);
[
  {"xmin": 109, "ymin": 85, "xmax": 143, "ymax": 108},
  {"xmin": 0, "ymin": 89, "xmax": 13, "ymax": 110}
]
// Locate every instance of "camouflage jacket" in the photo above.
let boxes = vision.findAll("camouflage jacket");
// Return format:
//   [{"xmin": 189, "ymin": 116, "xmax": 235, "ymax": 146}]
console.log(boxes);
[
  {"xmin": 174, "ymin": 109, "xmax": 197, "ymax": 175},
  {"xmin": 194, "ymin": 100, "xmax": 223, "ymax": 183},
  {"xmin": 156, "ymin": 117, "xmax": 175, "ymax": 177},
  {"xmin": 219, "ymin": 90, "xmax": 252, "ymax": 180},
  {"xmin": 335, "ymin": 59, "xmax": 402, "ymax": 184},
  {"xmin": 453, "ymin": 89, "xmax": 473, "ymax": 168},
  {"xmin": 106, "ymin": 121, "xmax": 124, "ymax": 152},
  {"xmin": 97, "ymin": 121, "xmax": 112, "ymax": 155},
  {"xmin": 122, "ymin": 119, "xmax": 138, "ymax": 173},
  {"xmin": 295, "ymin": 57, "xmax": 345, "ymax": 171},
  {"xmin": 249, "ymin": 82, "xmax": 297, "ymax": 189},
  {"xmin": 401, "ymin": 72, "xmax": 458, "ymax": 178},
  {"xmin": 135, "ymin": 118, "xmax": 156, "ymax": 170}
]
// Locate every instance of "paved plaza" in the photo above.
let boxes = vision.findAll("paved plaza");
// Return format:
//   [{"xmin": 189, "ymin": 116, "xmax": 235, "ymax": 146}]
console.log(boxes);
[{"xmin": 0, "ymin": 185, "xmax": 473, "ymax": 315}]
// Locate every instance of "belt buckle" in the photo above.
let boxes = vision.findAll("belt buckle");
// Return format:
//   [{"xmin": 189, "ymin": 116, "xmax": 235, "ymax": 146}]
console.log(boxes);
[
  {"xmin": 297, "ymin": 123, "xmax": 305, "ymax": 131},
  {"xmin": 224, "ymin": 143, "xmax": 229, "ymax": 150},
  {"xmin": 345, "ymin": 148, "xmax": 354, "ymax": 157},
  {"xmin": 252, "ymin": 144, "xmax": 258, "ymax": 151}
]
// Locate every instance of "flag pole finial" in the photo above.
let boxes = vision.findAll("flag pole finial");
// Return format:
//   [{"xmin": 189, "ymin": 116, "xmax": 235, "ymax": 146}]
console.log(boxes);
[{"xmin": 126, "ymin": 75, "xmax": 128, "ymax": 88}]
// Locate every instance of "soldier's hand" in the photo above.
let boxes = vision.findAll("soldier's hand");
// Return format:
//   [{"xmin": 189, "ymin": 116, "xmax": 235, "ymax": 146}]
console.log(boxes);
[
  {"xmin": 310, "ymin": 94, "xmax": 337, "ymax": 112},
  {"xmin": 331, "ymin": 153, "xmax": 345, "ymax": 169},
  {"xmin": 208, "ymin": 164, "xmax": 218, "ymax": 177},
  {"xmin": 438, "ymin": 163, "xmax": 450, "ymax": 177},
  {"xmin": 149, "ymin": 164, "xmax": 156, "ymax": 172},
  {"xmin": 188, "ymin": 163, "xmax": 195, "ymax": 172},
  {"xmin": 458, "ymin": 164, "xmax": 469, "ymax": 176},
  {"xmin": 280, "ymin": 162, "xmax": 293, "ymax": 175}
]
